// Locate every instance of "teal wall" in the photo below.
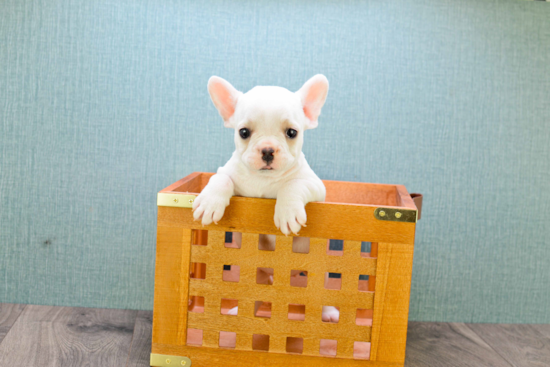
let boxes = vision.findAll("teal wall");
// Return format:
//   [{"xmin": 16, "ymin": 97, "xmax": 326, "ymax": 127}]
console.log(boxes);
[{"xmin": 1, "ymin": 0, "xmax": 549, "ymax": 323}]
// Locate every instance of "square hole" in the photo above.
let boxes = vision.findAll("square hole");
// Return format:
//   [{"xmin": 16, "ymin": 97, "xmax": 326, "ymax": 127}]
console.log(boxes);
[
  {"xmin": 327, "ymin": 239, "xmax": 344, "ymax": 256},
  {"xmin": 358, "ymin": 274, "xmax": 370, "ymax": 292},
  {"xmin": 188, "ymin": 296, "xmax": 204, "ymax": 313},
  {"xmin": 325, "ymin": 272, "xmax": 342, "ymax": 290},
  {"xmin": 363, "ymin": 242, "xmax": 378, "ymax": 258},
  {"xmin": 356, "ymin": 309, "xmax": 373, "ymax": 326},
  {"xmin": 290, "ymin": 270, "xmax": 308, "ymax": 288},
  {"xmin": 322, "ymin": 306, "xmax": 340, "ymax": 323},
  {"xmin": 292, "ymin": 237, "xmax": 310, "ymax": 254},
  {"xmin": 219, "ymin": 331, "xmax": 236, "ymax": 349},
  {"xmin": 286, "ymin": 337, "xmax": 303, "ymax": 354},
  {"xmin": 288, "ymin": 304, "xmax": 305, "ymax": 321},
  {"xmin": 224, "ymin": 232, "xmax": 242, "ymax": 249},
  {"xmin": 353, "ymin": 341, "xmax": 371, "ymax": 360},
  {"xmin": 222, "ymin": 265, "xmax": 240, "ymax": 282},
  {"xmin": 252, "ymin": 334, "xmax": 270, "ymax": 351},
  {"xmin": 192, "ymin": 230, "xmax": 208, "ymax": 246},
  {"xmin": 254, "ymin": 301, "xmax": 272, "ymax": 318},
  {"xmin": 190, "ymin": 263, "xmax": 206, "ymax": 279},
  {"xmin": 360, "ymin": 241, "xmax": 371, "ymax": 256},
  {"xmin": 186, "ymin": 328, "xmax": 203, "ymax": 346},
  {"xmin": 220, "ymin": 299, "xmax": 238, "ymax": 315},
  {"xmin": 256, "ymin": 267, "xmax": 274, "ymax": 285},
  {"xmin": 320, "ymin": 339, "xmax": 337, "ymax": 357},
  {"xmin": 258, "ymin": 234, "xmax": 276, "ymax": 251}
]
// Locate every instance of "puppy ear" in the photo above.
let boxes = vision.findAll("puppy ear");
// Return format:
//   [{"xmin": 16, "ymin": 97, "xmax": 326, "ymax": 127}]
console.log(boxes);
[
  {"xmin": 296, "ymin": 74, "xmax": 329, "ymax": 129},
  {"xmin": 208, "ymin": 76, "xmax": 242, "ymax": 127}
]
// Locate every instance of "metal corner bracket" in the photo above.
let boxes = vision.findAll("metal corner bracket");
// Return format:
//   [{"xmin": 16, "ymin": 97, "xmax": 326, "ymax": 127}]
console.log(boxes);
[
  {"xmin": 374, "ymin": 207, "xmax": 417, "ymax": 223},
  {"xmin": 157, "ymin": 192, "xmax": 197, "ymax": 208},
  {"xmin": 150, "ymin": 353, "xmax": 192, "ymax": 367}
]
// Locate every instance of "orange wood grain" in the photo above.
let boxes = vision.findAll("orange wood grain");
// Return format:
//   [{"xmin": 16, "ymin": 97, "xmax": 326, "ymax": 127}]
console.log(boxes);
[
  {"xmin": 157, "ymin": 199, "xmax": 416, "ymax": 244},
  {"xmin": 186, "ymin": 312, "xmax": 371, "ymax": 345},
  {"xmin": 187, "ymin": 231, "xmax": 373, "ymax": 350},
  {"xmin": 152, "ymin": 342, "xmax": 404, "ymax": 367},
  {"xmin": 369, "ymin": 243, "xmax": 379, "ymax": 292},
  {"xmin": 161, "ymin": 172, "xmax": 203, "ymax": 193},
  {"xmin": 190, "ymin": 239, "xmax": 377, "ymax": 277},
  {"xmin": 188, "ymin": 278, "xmax": 374, "ymax": 313},
  {"xmin": 323, "ymin": 180, "xmax": 398, "ymax": 206},
  {"xmin": 395, "ymin": 185, "xmax": 417, "ymax": 210},
  {"xmin": 153, "ymin": 173, "xmax": 417, "ymax": 367},
  {"xmin": 161, "ymin": 172, "xmax": 417, "ymax": 209},
  {"xmin": 369, "ymin": 243, "xmax": 415, "ymax": 364},
  {"xmin": 152, "ymin": 226, "xmax": 192, "ymax": 346}
]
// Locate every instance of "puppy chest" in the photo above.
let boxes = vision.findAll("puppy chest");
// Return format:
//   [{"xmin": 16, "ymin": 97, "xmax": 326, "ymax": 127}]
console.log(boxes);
[{"xmin": 233, "ymin": 177, "xmax": 280, "ymax": 199}]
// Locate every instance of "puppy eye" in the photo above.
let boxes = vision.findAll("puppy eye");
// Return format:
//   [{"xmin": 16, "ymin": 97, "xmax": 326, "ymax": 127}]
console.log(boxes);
[
  {"xmin": 286, "ymin": 129, "xmax": 298, "ymax": 139},
  {"xmin": 239, "ymin": 128, "xmax": 251, "ymax": 139}
]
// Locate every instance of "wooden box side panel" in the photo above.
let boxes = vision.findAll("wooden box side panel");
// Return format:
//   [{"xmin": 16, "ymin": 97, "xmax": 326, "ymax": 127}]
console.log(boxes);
[
  {"xmin": 186, "ymin": 232, "xmax": 374, "ymax": 359},
  {"xmin": 151, "ymin": 225, "xmax": 414, "ymax": 366},
  {"xmin": 369, "ymin": 242, "xmax": 415, "ymax": 364},
  {"xmin": 153, "ymin": 174, "xmax": 417, "ymax": 366}
]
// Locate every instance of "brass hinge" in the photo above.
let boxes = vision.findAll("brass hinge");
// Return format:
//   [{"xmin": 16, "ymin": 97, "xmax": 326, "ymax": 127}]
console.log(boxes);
[
  {"xmin": 374, "ymin": 207, "xmax": 417, "ymax": 223},
  {"xmin": 150, "ymin": 353, "xmax": 192, "ymax": 367},
  {"xmin": 157, "ymin": 193, "xmax": 196, "ymax": 208}
]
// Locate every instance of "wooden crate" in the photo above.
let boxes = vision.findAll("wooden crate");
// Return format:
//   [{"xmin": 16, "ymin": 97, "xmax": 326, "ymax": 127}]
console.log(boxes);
[{"xmin": 151, "ymin": 172, "xmax": 419, "ymax": 367}]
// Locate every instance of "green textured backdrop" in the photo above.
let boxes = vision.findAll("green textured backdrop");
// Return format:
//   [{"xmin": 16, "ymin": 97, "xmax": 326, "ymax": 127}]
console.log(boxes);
[{"xmin": 1, "ymin": 0, "xmax": 549, "ymax": 323}]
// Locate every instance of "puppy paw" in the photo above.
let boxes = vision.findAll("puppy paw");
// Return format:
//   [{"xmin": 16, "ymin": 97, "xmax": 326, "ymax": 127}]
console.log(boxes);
[
  {"xmin": 192, "ymin": 191, "xmax": 230, "ymax": 226},
  {"xmin": 321, "ymin": 306, "xmax": 340, "ymax": 323},
  {"xmin": 227, "ymin": 306, "xmax": 238, "ymax": 316},
  {"xmin": 274, "ymin": 199, "xmax": 307, "ymax": 235}
]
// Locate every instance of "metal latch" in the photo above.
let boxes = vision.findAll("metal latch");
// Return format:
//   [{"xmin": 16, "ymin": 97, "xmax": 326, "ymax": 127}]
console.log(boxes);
[
  {"xmin": 374, "ymin": 207, "xmax": 417, "ymax": 223},
  {"xmin": 150, "ymin": 353, "xmax": 192, "ymax": 367},
  {"xmin": 157, "ymin": 193, "xmax": 196, "ymax": 208}
]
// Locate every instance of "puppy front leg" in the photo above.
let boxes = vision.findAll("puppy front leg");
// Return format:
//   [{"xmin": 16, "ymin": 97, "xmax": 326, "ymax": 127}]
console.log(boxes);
[
  {"xmin": 192, "ymin": 173, "xmax": 234, "ymax": 226},
  {"xmin": 322, "ymin": 306, "xmax": 340, "ymax": 323},
  {"xmin": 273, "ymin": 180, "xmax": 312, "ymax": 236}
]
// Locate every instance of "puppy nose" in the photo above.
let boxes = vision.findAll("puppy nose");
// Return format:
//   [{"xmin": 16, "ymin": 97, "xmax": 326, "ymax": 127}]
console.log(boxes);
[{"xmin": 261, "ymin": 148, "xmax": 275, "ymax": 164}]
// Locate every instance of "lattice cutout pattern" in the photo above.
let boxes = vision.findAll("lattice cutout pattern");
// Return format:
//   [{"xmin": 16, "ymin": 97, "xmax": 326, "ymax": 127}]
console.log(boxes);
[{"xmin": 187, "ymin": 230, "xmax": 376, "ymax": 359}]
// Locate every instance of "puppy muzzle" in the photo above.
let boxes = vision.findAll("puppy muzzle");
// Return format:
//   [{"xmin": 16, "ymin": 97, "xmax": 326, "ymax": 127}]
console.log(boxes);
[{"xmin": 261, "ymin": 148, "xmax": 275, "ymax": 165}]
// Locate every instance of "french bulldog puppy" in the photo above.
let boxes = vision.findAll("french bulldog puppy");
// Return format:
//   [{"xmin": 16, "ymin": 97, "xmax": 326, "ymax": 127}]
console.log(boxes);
[{"xmin": 192, "ymin": 75, "xmax": 339, "ymax": 323}]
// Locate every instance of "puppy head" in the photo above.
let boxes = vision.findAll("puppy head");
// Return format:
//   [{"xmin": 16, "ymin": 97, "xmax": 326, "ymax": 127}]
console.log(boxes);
[{"xmin": 208, "ymin": 75, "xmax": 329, "ymax": 173}]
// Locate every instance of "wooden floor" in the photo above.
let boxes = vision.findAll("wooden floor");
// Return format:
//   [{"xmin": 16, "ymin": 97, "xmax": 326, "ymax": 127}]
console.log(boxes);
[{"xmin": 0, "ymin": 303, "xmax": 549, "ymax": 366}]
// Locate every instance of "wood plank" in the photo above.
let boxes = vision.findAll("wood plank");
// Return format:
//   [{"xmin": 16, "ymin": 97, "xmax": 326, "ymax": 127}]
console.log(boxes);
[
  {"xmin": 152, "ymin": 342, "xmax": 403, "ymax": 367},
  {"xmin": 152, "ymin": 226, "xmax": 193, "ymax": 346},
  {"xmin": 190, "ymin": 237, "xmax": 377, "ymax": 276},
  {"xmin": 0, "ymin": 304, "xmax": 136, "ymax": 367},
  {"xmin": 368, "ymin": 243, "xmax": 378, "ymax": 292},
  {"xmin": 189, "ymin": 269, "xmax": 374, "ymax": 310},
  {"xmin": 531, "ymin": 324, "xmax": 550, "ymax": 340},
  {"xmin": 187, "ymin": 312, "xmax": 371, "ymax": 345},
  {"xmin": 158, "ymin": 200, "xmax": 416, "ymax": 244},
  {"xmin": 0, "ymin": 303, "xmax": 26, "ymax": 344},
  {"xmin": 370, "ymin": 243, "xmax": 415, "ymax": 364},
  {"xmin": 323, "ymin": 180, "xmax": 398, "ymax": 206},
  {"xmin": 405, "ymin": 322, "xmax": 513, "ymax": 367},
  {"xmin": 127, "ymin": 310, "xmax": 153, "ymax": 367},
  {"xmin": 467, "ymin": 323, "xmax": 550, "ymax": 367},
  {"xmin": 160, "ymin": 172, "xmax": 203, "ymax": 193},
  {"xmin": 395, "ymin": 185, "xmax": 418, "ymax": 210}
]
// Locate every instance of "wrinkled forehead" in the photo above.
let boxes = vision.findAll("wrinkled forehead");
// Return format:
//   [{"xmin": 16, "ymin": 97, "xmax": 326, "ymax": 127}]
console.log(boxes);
[{"xmin": 236, "ymin": 86, "xmax": 303, "ymax": 125}]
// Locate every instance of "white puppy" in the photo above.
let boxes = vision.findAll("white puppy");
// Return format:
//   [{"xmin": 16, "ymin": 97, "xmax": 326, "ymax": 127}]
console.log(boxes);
[{"xmin": 192, "ymin": 75, "xmax": 339, "ymax": 323}]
